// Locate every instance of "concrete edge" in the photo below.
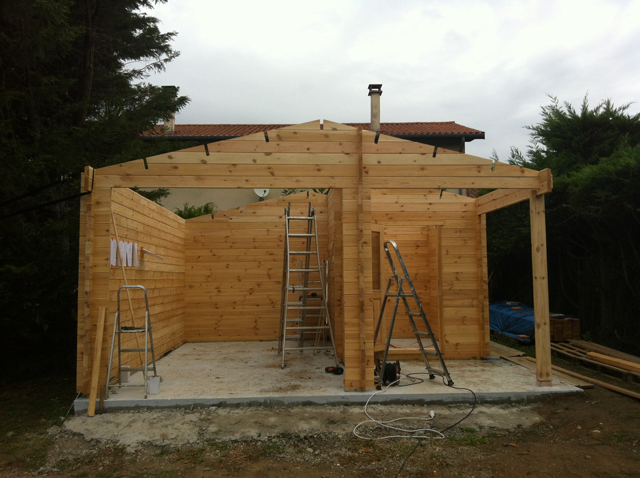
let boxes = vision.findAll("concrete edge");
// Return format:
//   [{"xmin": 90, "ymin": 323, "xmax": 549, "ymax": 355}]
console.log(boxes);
[{"xmin": 74, "ymin": 387, "xmax": 583, "ymax": 414}]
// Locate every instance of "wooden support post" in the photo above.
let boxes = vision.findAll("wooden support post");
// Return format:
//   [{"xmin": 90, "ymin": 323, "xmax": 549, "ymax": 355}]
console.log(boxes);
[
  {"xmin": 88, "ymin": 307, "xmax": 106, "ymax": 417},
  {"xmin": 357, "ymin": 127, "xmax": 367, "ymax": 389},
  {"xmin": 530, "ymin": 192, "xmax": 552, "ymax": 385},
  {"xmin": 341, "ymin": 129, "xmax": 374, "ymax": 391},
  {"xmin": 476, "ymin": 214, "xmax": 490, "ymax": 356},
  {"xmin": 81, "ymin": 166, "xmax": 94, "ymax": 392}
]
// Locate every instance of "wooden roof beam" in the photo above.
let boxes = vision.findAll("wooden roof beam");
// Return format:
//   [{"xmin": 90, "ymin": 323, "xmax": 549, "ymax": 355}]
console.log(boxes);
[{"xmin": 475, "ymin": 169, "xmax": 553, "ymax": 215}]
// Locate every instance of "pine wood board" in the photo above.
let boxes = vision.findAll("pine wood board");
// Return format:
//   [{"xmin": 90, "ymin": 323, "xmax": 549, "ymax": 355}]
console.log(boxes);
[
  {"xmin": 94, "ymin": 175, "xmax": 358, "ymax": 189},
  {"xmin": 364, "ymin": 176, "xmax": 541, "ymax": 189},
  {"xmin": 364, "ymin": 164, "xmax": 539, "ymax": 177},
  {"xmin": 586, "ymin": 352, "xmax": 640, "ymax": 374},
  {"xmin": 567, "ymin": 339, "xmax": 640, "ymax": 365}
]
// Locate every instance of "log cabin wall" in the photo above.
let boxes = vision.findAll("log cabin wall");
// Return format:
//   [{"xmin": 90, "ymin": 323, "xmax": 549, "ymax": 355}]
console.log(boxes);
[
  {"xmin": 78, "ymin": 120, "xmax": 550, "ymax": 392},
  {"xmin": 371, "ymin": 189, "xmax": 486, "ymax": 359},
  {"xmin": 107, "ymin": 189, "xmax": 186, "ymax": 379},
  {"xmin": 183, "ymin": 192, "xmax": 329, "ymax": 342}
]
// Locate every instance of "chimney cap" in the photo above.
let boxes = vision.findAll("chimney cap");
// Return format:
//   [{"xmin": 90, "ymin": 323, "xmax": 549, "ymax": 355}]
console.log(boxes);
[{"xmin": 368, "ymin": 84, "xmax": 383, "ymax": 96}]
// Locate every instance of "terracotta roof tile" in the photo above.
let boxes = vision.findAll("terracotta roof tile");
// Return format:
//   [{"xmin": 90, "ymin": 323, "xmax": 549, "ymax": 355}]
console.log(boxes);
[{"xmin": 142, "ymin": 122, "xmax": 483, "ymax": 137}]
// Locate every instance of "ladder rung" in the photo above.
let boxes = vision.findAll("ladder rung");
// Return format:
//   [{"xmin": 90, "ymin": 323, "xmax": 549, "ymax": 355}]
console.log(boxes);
[
  {"xmin": 121, "ymin": 348, "xmax": 149, "ymax": 352},
  {"xmin": 287, "ymin": 287, "xmax": 322, "ymax": 291},
  {"xmin": 407, "ymin": 312, "xmax": 423, "ymax": 317},
  {"xmin": 282, "ymin": 346, "xmax": 334, "ymax": 351},
  {"xmin": 288, "ymin": 234, "xmax": 315, "ymax": 237},
  {"xmin": 289, "ymin": 251, "xmax": 315, "ymax": 255},
  {"xmin": 287, "ymin": 306, "xmax": 324, "ymax": 310},
  {"xmin": 124, "ymin": 367, "xmax": 156, "ymax": 372},
  {"xmin": 415, "ymin": 331, "xmax": 431, "ymax": 337},
  {"xmin": 285, "ymin": 326, "xmax": 330, "ymax": 331},
  {"xmin": 119, "ymin": 328, "xmax": 146, "ymax": 333},
  {"xmin": 285, "ymin": 320, "xmax": 324, "ymax": 324},
  {"xmin": 290, "ymin": 268, "xmax": 320, "ymax": 272},
  {"xmin": 288, "ymin": 216, "xmax": 314, "ymax": 220}
]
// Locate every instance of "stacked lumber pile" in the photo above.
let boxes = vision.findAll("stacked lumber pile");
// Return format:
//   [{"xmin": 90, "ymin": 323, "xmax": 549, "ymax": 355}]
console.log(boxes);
[
  {"xmin": 551, "ymin": 339, "xmax": 640, "ymax": 384},
  {"xmin": 492, "ymin": 340, "xmax": 640, "ymax": 399},
  {"xmin": 550, "ymin": 316, "xmax": 580, "ymax": 342}
]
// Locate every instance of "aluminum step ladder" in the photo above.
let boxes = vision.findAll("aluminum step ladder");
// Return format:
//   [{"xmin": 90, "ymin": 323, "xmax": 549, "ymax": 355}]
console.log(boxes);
[
  {"xmin": 105, "ymin": 285, "xmax": 158, "ymax": 398},
  {"xmin": 278, "ymin": 203, "xmax": 339, "ymax": 369},
  {"xmin": 374, "ymin": 240, "xmax": 453, "ymax": 389}
]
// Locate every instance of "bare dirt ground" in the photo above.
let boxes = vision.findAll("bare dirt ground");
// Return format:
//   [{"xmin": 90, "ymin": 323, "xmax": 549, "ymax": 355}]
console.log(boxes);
[{"xmin": 2, "ymin": 378, "xmax": 639, "ymax": 478}]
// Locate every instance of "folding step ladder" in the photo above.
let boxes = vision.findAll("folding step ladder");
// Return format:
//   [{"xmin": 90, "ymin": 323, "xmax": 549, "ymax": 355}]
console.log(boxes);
[
  {"xmin": 374, "ymin": 240, "xmax": 453, "ymax": 389},
  {"xmin": 105, "ymin": 285, "xmax": 158, "ymax": 398},
  {"xmin": 278, "ymin": 203, "xmax": 339, "ymax": 369}
]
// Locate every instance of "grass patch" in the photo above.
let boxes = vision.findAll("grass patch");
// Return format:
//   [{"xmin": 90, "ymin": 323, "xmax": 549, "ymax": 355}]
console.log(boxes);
[
  {"xmin": 260, "ymin": 442, "xmax": 283, "ymax": 457},
  {"xmin": 448, "ymin": 435, "xmax": 490, "ymax": 446},
  {"xmin": 0, "ymin": 374, "xmax": 77, "ymax": 472},
  {"xmin": 611, "ymin": 433, "xmax": 626, "ymax": 443}
]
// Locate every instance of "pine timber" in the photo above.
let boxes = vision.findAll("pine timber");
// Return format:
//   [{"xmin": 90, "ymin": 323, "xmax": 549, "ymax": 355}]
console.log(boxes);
[
  {"xmin": 77, "ymin": 119, "xmax": 553, "ymax": 393},
  {"xmin": 489, "ymin": 342, "xmax": 592, "ymax": 389},
  {"xmin": 184, "ymin": 192, "xmax": 328, "ymax": 343},
  {"xmin": 569, "ymin": 340, "xmax": 640, "ymax": 365},
  {"xmin": 88, "ymin": 306, "xmax": 106, "ymax": 417},
  {"xmin": 521, "ymin": 356, "xmax": 640, "ymax": 399},
  {"xmin": 78, "ymin": 166, "xmax": 95, "ymax": 392},
  {"xmin": 587, "ymin": 351, "xmax": 640, "ymax": 375},
  {"xmin": 530, "ymin": 192, "xmax": 552, "ymax": 385},
  {"xmin": 76, "ymin": 187, "xmax": 186, "ymax": 394}
]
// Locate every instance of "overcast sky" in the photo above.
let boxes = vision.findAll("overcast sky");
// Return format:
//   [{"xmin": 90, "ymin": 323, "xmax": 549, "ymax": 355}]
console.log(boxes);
[{"xmin": 147, "ymin": 0, "xmax": 640, "ymax": 159}]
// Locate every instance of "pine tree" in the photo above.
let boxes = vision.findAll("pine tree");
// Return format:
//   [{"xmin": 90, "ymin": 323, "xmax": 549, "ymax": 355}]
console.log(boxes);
[
  {"xmin": 486, "ymin": 96, "xmax": 640, "ymax": 354},
  {"xmin": 0, "ymin": 0, "xmax": 189, "ymax": 377}
]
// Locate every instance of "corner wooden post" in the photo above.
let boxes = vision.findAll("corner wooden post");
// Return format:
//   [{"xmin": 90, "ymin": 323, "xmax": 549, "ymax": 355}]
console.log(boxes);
[
  {"xmin": 79, "ymin": 166, "xmax": 94, "ymax": 393},
  {"xmin": 342, "ymin": 128, "xmax": 374, "ymax": 391},
  {"xmin": 530, "ymin": 192, "xmax": 552, "ymax": 385},
  {"xmin": 88, "ymin": 306, "xmax": 107, "ymax": 417}
]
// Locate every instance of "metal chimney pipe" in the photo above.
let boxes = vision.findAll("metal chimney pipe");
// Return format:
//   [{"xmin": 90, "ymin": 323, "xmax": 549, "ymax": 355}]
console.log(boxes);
[
  {"xmin": 162, "ymin": 85, "xmax": 177, "ymax": 134},
  {"xmin": 368, "ymin": 84, "xmax": 383, "ymax": 132}
]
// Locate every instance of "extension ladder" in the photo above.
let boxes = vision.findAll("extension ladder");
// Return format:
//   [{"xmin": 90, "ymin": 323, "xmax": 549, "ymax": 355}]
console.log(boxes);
[
  {"xmin": 374, "ymin": 240, "xmax": 454, "ymax": 388},
  {"xmin": 105, "ymin": 285, "xmax": 158, "ymax": 398},
  {"xmin": 278, "ymin": 203, "xmax": 339, "ymax": 369}
]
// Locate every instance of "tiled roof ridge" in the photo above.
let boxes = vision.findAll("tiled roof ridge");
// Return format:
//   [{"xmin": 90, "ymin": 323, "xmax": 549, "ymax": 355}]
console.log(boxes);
[{"xmin": 141, "ymin": 121, "xmax": 484, "ymax": 137}]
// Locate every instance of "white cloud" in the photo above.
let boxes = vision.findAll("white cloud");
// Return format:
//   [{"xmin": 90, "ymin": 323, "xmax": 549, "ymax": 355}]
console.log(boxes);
[{"xmin": 148, "ymin": 0, "xmax": 640, "ymax": 159}]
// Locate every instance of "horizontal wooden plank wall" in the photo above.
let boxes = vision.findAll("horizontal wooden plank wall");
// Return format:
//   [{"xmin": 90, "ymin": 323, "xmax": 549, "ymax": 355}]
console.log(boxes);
[
  {"xmin": 183, "ymin": 192, "xmax": 329, "ymax": 342},
  {"xmin": 376, "ymin": 224, "xmax": 434, "ymax": 341},
  {"xmin": 76, "ymin": 186, "xmax": 186, "ymax": 393},
  {"xmin": 371, "ymin": 189, "xmax": 485, "ymax": 359},
  {"xmin": 77, "ymin": 182, "xmax": 112, "ymax": 393},
  {"xmin": 427, "ymin": 225, "xmax": 443, "ymax": 347},
  {"xmin": 106, "ymin": 189, "xmax": 186, "ymax": 385}
]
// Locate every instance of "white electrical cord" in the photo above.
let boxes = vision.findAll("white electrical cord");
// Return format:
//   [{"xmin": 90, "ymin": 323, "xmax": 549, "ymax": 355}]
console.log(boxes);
[{"xmin": 352, "ymin": 377, "xmax": 445, "ymax": 441}]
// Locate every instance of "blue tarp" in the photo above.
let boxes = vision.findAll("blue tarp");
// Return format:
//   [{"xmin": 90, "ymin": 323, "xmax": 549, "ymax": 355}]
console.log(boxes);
[{"xmin": 489, "ymin": 300, "xmax": 535, "ymax": 343}]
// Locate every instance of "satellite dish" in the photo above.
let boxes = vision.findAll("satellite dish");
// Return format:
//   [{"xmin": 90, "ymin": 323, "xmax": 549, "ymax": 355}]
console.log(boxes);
[{"xmin": 254, "ymin": 188, "xmax": 269, "ymax": 198}]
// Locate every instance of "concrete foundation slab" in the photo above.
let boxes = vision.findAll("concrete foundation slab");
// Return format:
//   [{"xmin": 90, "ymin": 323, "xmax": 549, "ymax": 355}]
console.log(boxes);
[{"xmin": 74, "ymin": 342, "xmax": 581, "ymax": 413}]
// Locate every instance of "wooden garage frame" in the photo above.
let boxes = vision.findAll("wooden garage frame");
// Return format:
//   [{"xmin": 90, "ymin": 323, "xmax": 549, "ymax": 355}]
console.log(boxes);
[{"xmin": 77, "ymin": 120, "xmax": 552, "ymax": 394}]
